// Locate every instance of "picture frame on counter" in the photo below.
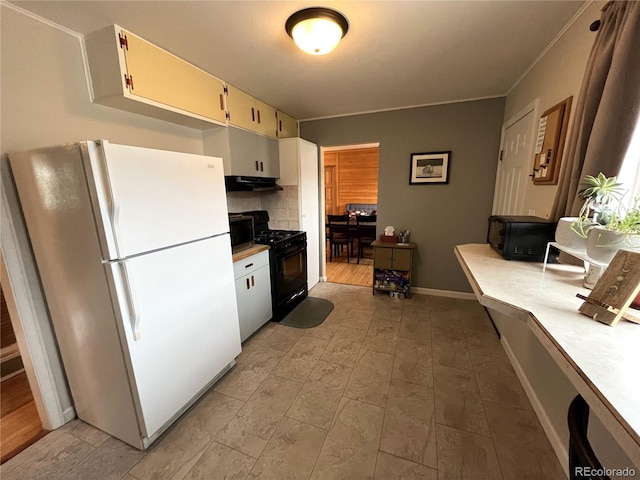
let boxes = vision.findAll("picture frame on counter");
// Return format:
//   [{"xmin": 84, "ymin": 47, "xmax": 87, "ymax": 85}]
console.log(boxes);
[{"xmin": 409, "ymin": 151, "xmax": 450, "ymax": 184}]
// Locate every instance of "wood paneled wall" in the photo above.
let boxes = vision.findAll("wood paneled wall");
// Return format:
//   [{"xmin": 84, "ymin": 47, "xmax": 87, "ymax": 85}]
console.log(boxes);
[{"xmin": 324, "ymin": 147, "xmax": 379, "ymax": 215}]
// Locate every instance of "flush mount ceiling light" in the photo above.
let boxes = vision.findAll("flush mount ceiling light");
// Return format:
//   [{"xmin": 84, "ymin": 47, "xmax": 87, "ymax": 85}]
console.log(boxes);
[{"xmin": 285, "ymin": 7, "xmax": 349, "ymax": 55}]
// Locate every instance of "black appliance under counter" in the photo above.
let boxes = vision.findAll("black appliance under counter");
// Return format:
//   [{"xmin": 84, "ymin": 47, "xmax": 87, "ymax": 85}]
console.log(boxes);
[{"xmin": 238, "ymin": 210, "xmax": 308, "ymax": 321}]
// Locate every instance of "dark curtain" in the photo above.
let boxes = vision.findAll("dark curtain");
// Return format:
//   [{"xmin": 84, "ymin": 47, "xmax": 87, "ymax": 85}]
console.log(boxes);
[{"xmin": 550, "ymin": 1, "xmax": 640, "ymax": 221}]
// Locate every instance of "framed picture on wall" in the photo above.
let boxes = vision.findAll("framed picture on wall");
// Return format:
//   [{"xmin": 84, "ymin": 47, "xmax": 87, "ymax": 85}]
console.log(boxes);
[{"xmin": 410, "ymin": 151, "xmax": 451, "ymax": 184}]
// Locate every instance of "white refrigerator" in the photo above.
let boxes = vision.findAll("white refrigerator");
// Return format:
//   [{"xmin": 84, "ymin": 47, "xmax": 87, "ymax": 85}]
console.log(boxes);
[{"xmin": 10, "ymin": 140, "xmax": 241, "ymax": 449}]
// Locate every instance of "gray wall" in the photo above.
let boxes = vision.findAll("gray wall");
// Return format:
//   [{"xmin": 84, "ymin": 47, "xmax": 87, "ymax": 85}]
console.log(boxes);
[
  {"xmin": 0, "ymin": 4, "xmax": 206, "ymax": 421},
  {"xmin": 503, "ymin": 1, "xmax": 603, "ymax": 219},
  {"xmin": 301, "ymin": 98, "xmax": 505, "ymax": 293}
]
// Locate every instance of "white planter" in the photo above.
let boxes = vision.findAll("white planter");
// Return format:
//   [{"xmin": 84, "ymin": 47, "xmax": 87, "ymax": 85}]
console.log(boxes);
[
  {"xmin": 555, "ymin": 217, "xmax": 588, "ymax": 252},
  {"xmin": 586, "ymin": 226, "xmax": 640, "ymax": 264}
]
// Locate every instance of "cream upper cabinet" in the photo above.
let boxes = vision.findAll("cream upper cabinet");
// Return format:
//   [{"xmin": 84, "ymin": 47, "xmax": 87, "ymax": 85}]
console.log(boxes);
[
  {"xmin": 254, "ymin": 98, "xmax": 278, "ymax": 138},
  {"xmin": 226, "ymin": 84, "xmax": 277, "ymax": 138},
  {"xmin": 225, "ymin": 84, "xmax": 256, "ymax": 131},
  {"xmin": 85, "ymin": 25, "xmax": 227, "ymax": 129},
  {"xmin": 277, "ymin": 111, "xmax": 299, "ymax": 138}
]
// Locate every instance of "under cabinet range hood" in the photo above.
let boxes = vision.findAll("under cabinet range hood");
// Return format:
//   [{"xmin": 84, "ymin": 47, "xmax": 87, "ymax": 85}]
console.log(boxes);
[{"xmin": 224, "ymin": 176, "xmax": 283, "ymax": 192}]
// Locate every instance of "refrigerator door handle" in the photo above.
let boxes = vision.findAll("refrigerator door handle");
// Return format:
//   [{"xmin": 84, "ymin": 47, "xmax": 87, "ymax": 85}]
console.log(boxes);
[
  {"xmin": 120, "ymin": 261, "xmax": 140, "ymax": 340},
  {"xmin": 111, "ymin": 193, "xmax": 122, "ymax": 256}
]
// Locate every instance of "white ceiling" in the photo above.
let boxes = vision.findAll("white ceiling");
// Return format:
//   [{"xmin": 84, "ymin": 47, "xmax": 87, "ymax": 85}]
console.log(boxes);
[{"xmin": 11, "ymin": 1, "xmax": 587, "ymax": 120}]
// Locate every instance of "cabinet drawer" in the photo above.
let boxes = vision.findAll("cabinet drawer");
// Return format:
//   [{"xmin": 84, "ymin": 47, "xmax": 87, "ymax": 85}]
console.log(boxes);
[
  {"xmin": 233, "ymin": 250, "xmax": 269, "ymax": 279},
  {"xmin": 392, "ymin": 249, "xmax": 412, "ymax": 271},
  {"xmin": 374, "ymin": 247, "xmax": 393, "ymax": 269}
]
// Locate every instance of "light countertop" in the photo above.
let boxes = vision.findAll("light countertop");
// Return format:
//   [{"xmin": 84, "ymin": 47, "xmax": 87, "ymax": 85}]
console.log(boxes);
[{"xmin": 455, "ymin": 243, "xmax": 640, "ymax": 467}]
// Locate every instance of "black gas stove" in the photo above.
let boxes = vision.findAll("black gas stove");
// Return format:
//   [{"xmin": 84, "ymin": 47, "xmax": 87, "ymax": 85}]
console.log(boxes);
[
  {"xmin": 243, "ymin": 210, "xmax": 306, "ymax": 246},
  {"xmin": 233, "ymin": 210, "xmax": 308, "ymax": 320},
  {"xmin": 255, "ymin": 229, "xmax": 306, "ymax": 246}
]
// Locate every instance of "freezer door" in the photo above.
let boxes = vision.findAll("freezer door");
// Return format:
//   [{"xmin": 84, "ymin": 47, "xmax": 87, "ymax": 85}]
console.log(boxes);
[
  {"xmin": 85, "ymin": 140, "xmax": 230, "ymax": 260},
  {"xmin": 106, "ymin": 234, "xmax": 241, "ymax": 439}
]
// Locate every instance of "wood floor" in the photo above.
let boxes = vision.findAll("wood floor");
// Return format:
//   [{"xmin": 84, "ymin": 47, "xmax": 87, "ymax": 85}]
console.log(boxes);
[
  {"xmin": 325, "ymin": 246, "xmax": 373, "ymax": 287},
  {"xmin": 0, "ymin": 372, "xmax": 45, "ymax": 464}
]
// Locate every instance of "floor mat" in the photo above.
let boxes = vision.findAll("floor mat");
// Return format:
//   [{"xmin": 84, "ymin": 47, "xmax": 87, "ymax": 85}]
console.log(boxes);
[{"xmin": 279, "ymin": 297, "xmax": 334, "ymax": 329}]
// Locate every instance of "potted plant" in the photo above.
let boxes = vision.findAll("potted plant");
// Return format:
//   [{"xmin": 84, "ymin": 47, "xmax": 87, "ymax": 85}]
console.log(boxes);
[
  {"xmin": 586, "ymin": 198, "xmax": 640, "ymax": 264},
  {"xmin": 555, "ymin": 173, "xmax": 624, "ymax": 252},
  {"xmin": 571, "ymin": 172, "xmax": 626, "ymax": 238}
]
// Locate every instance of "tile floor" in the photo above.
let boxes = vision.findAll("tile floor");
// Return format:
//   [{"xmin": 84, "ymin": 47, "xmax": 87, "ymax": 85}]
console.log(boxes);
[{"xmin": 0, "ymin": 282, "xmax": 566, "ymax": 480}]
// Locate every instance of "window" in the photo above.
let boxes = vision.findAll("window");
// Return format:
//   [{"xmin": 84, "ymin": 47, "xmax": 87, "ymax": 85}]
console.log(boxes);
[{"xmin": 617, "ymin": 112, "xmax": 640, "ymax": 206}]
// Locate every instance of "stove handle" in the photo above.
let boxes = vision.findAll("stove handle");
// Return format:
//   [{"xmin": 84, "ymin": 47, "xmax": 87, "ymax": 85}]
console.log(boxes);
[{"xmin": 280, "ymin": 243, "xmax": 307, "ymax": 257}]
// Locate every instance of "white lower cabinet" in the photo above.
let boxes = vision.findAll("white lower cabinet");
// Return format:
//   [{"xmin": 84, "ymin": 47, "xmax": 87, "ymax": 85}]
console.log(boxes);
[{"xmin": 233, "ymin": 250, "xmax": 272, "ymax": 342}]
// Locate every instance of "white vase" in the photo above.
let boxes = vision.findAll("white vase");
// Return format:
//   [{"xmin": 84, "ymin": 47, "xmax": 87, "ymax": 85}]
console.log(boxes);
[
  {"xmin": 586, "ymin": 226, "xmax": 640, "ymax": 264},
  {"xmin": 554, "ymin": 217, "xmax": 588, "ymax": 252}
]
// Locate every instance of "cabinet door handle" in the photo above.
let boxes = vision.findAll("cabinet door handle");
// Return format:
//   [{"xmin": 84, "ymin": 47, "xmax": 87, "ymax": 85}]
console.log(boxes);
[
  {"xmin": 219, "ymin": 94, "xmax": 225, "ymax": 110},
  {"xmin": 255, "ymin": 161, "xmax": 259, "ymax": 171},
  {"xmin": 246, "ymin": 278, "xmax": 250, "ymax": 289},
  {"xmin": 260, "ymin": 162, "xmax": 264, "ymax": 172},
  {"xmin": 251, "ymin": 275, "xmax": 255, "ymax": 287},
  {"xmin": 251, "ymin": 107, "xmax": 255, "ymax": 122},
  {"xmin": 244, "ymin": 263, "xmax": 254, "ymax": 268},
  {"xmin": 279, "ymin": 120, "xmax": 282, "ymax": 131},
  {"xmin": 257, "ymin": 110, "xmax": 261, "ymax": 124}
]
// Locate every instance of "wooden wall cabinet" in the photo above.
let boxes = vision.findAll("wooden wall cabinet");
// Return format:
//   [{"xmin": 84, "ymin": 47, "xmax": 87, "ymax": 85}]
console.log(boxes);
[
  {"xmin": 276, "ymin": 111, "xmax": 299, "ymax": 138},
  {"xmin": 233, "ymin": 250, "xmax": 272, "ymax": 342},
  {"xmin": 372, "ymin": 241, "xmax": 416, "ymax": 298},
  {"xmin": 203, "ymin": 126, "xmax": 279, "ymax": 178},
  {"xmin": 225, "ymin": 84, "xmax": 277, "ymax": 138},
  {"xmin": 85, "ymin": 25, "xmax": 227, "ymax": 130}
]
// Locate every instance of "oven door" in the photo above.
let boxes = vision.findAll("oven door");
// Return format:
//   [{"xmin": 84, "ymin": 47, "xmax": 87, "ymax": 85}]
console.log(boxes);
[{"xmin": 273, "ymin": 240, "xmax": 308, "ymax": 312}]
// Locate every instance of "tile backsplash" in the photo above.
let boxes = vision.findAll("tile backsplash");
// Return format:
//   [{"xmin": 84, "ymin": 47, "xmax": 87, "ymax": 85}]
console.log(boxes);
[
  {"xmin": 225, "ymin": 186, "xmax": 300, "ymax": 230},
  {"xmin": 225, "ymin": 191, "xmax": 262, "ymax": 213},
  {"xmin": 261, "ymin": 186, "xmax": 300, "ymax": 230}
]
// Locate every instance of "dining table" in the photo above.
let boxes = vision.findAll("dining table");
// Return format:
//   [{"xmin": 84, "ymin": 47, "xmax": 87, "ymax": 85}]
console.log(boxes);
[{"xmin": 326, "ymin": 215, "xmax": 376, "ymax": 261}]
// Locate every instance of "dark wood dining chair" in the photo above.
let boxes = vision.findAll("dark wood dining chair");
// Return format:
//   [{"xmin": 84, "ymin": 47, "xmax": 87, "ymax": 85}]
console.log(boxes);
[
  {"xmin": 355, "ymin": 215, "xmax": 376, "ymax": 264},
  {"xmin": 327, "ymin": 215, "xmax": 352, "ymax": 262}
]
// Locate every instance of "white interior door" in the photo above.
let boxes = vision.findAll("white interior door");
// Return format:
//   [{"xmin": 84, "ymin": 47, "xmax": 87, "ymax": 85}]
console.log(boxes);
[
  {"xmin": 493, "ymin": 109, "xmax": 535, "ymax": 215},
  {"xmin": 88, "ymin": 141, "xmax": 229, "ymax": 259},
  {"xmin": 107, "ymin": 234, "xmax": 240, "ymax": 439}
]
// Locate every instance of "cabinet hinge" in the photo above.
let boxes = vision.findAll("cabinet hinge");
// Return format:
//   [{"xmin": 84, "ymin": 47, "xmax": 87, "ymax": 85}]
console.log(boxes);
[
  {"xmin": 119, "ymin": 33, "xmax": 128, "ymax": 50},
  {"xmin": 225, "ymin": 112, "xmax": 230, "ymax": 121},
  {"xmin": 223, "ymin": 85, "xmax": 228, "ymax": 95},
  {"xmin": 124, "ymin": 74, "xmax": 134, "ymax": 91}
]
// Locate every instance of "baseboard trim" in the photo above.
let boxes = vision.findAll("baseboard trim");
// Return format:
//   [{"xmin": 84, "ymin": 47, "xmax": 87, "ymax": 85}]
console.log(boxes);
[
  {"xmin": 501, "ymin": 336, "xmax": 570, "ymax": 478},
  {"xmin": 412, "ymin": 287, "xmax": 476, "ymax": 300},
  {"xmin": 62, "ymin": 406, "xmax": 76, "ymax": 424}
]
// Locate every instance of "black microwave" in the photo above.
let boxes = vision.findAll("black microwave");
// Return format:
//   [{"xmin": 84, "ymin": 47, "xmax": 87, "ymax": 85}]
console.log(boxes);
[
  {"xmin": 228, "ymin": 214, "xmax": 254, "ymax": 253},
  {"xmin": 487, "ymin": 215, "xmax": 557, "ymax": 261}
]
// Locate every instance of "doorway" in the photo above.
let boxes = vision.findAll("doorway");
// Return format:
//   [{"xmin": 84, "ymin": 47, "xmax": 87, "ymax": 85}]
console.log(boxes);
[
  {"xmin": 321, "ymin": 144, "xmax": 379, "ymax": 287},
  {"xmin": 493, "ymin": 101, "xmax": 539, "ymax": 215},
  {"xmin": 0, "ymin": 283, "xmax": 45, "ymax": 463}
]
